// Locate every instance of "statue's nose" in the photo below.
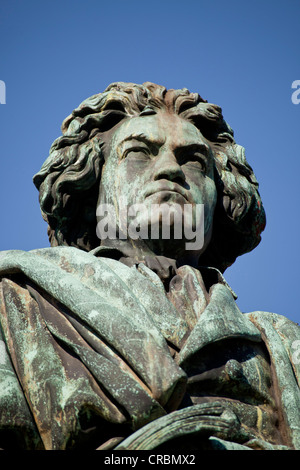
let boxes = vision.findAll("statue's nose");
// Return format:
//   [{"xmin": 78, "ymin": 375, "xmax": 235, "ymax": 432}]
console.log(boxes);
[{"xmin": 153, "ymin": 152, "xmax": 185, "ymax": 184}]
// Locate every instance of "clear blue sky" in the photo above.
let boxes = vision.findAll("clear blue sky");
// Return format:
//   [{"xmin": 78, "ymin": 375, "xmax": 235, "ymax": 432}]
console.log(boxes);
[{"xmin": 0, "ymin": 0, "xmax": 299, "ymax": 324}]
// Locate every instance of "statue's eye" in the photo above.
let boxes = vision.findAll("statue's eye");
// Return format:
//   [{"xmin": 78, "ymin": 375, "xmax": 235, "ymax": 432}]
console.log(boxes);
[
  {"xmin": 124, "ymin": 146, "xmax": 150, "ymax": 159},
  {"xmin": 180, "ymin": 153, "xmax": 206, "ymax": 172}
]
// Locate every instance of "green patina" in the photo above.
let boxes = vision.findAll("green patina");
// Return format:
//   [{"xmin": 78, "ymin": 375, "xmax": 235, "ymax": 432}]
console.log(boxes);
[{"xmin": 0, "ymin": 82, "xmax": 298, "ymax": 450}]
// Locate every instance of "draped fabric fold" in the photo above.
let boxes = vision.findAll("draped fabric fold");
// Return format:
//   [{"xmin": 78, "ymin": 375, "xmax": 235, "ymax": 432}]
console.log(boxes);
[
  {"xmin": 0, "ymin": 248, "xmax": 187, "ymax": 449},
  {"xmin": 0, "ymin": 247, "xmax": 299, "ymax": 449}
]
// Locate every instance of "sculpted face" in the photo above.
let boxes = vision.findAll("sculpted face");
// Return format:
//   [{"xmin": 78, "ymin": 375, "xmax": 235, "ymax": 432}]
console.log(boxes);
[{"xmin": 97, "ymin": 110, "xmax": 217, "ymax": 258}]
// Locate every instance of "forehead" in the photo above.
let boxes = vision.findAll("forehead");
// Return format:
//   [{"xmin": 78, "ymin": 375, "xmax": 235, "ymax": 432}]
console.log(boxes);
[{"xmin": 111, "ymin": 111, "xmax": 202, "ymax": 148}]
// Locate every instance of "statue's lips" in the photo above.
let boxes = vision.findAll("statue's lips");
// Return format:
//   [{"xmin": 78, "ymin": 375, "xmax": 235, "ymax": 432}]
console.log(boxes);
[{"xmin": 144, "ymin": 181, "xmax": 189, "ymax": 201}]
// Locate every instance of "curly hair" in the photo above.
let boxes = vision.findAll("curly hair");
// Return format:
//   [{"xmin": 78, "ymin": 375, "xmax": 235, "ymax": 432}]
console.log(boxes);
[{"xmin": 33, "ymin": 82, "xmax": 266, "ymax": 273}]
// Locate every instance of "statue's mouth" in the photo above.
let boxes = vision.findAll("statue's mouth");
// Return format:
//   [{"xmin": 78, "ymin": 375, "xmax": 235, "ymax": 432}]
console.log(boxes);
[{"xmin": 144, "ymin": 180, "xmax": 189, "ymax": 202}]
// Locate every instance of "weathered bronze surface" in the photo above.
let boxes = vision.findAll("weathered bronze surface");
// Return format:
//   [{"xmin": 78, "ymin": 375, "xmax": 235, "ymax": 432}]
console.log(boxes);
[{"xmin": 0, "ymin": 82, "xmax": 299, "ymax": 450}]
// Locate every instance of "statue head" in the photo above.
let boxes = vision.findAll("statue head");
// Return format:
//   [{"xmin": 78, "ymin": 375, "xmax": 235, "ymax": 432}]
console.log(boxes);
[{"xmin": 33, "ymin": 82, "xmax": 266, "ymax": 272}]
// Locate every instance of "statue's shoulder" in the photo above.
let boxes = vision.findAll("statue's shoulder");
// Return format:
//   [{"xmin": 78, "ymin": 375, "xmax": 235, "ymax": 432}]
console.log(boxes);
[
  {"xmin": 0, "ymin": 246, "xmax": 130, "ymax": 291},
  {"xmin": 245, "ymin": 310, "xmax": 300, "ymax": 382},
  {"xmin": 0, "ymin": 246, "xmax": 93, "ymax": 274},
  {"xmin": 0, "ymin": 246, "xmax": 122, "ymax": 273},
  {"xmin": 245, "ymin": 310, "xmax": 300, "ymax": 342},
  {"xmin": 0, "ymin": 246, "xmax": 83, "ymax": 261},
  {"xmin": 245, "ymin": 310, "xmax": 300, "ymax": 450}
]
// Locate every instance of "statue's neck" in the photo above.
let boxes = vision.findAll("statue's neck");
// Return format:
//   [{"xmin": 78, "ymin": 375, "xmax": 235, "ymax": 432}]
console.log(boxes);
[{"xmin": 99, "ymin": 237, "xmax": 200, "ymax": 279}]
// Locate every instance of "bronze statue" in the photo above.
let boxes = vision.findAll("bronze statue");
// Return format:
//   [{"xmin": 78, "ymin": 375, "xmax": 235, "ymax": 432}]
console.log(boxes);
[{"xmin": 0, "ymin": 82, "xmax": 299, "ymax": 450}]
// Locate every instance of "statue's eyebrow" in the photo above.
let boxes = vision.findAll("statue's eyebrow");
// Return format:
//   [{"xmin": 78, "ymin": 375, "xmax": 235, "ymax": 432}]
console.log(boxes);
[
  {"xmin": 175, "ymin": 142, "xmax": 210, "ymax": 156},
  {"xmin": 119, "ymin": 133, "xmax": 164, "ymax": 148}
]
